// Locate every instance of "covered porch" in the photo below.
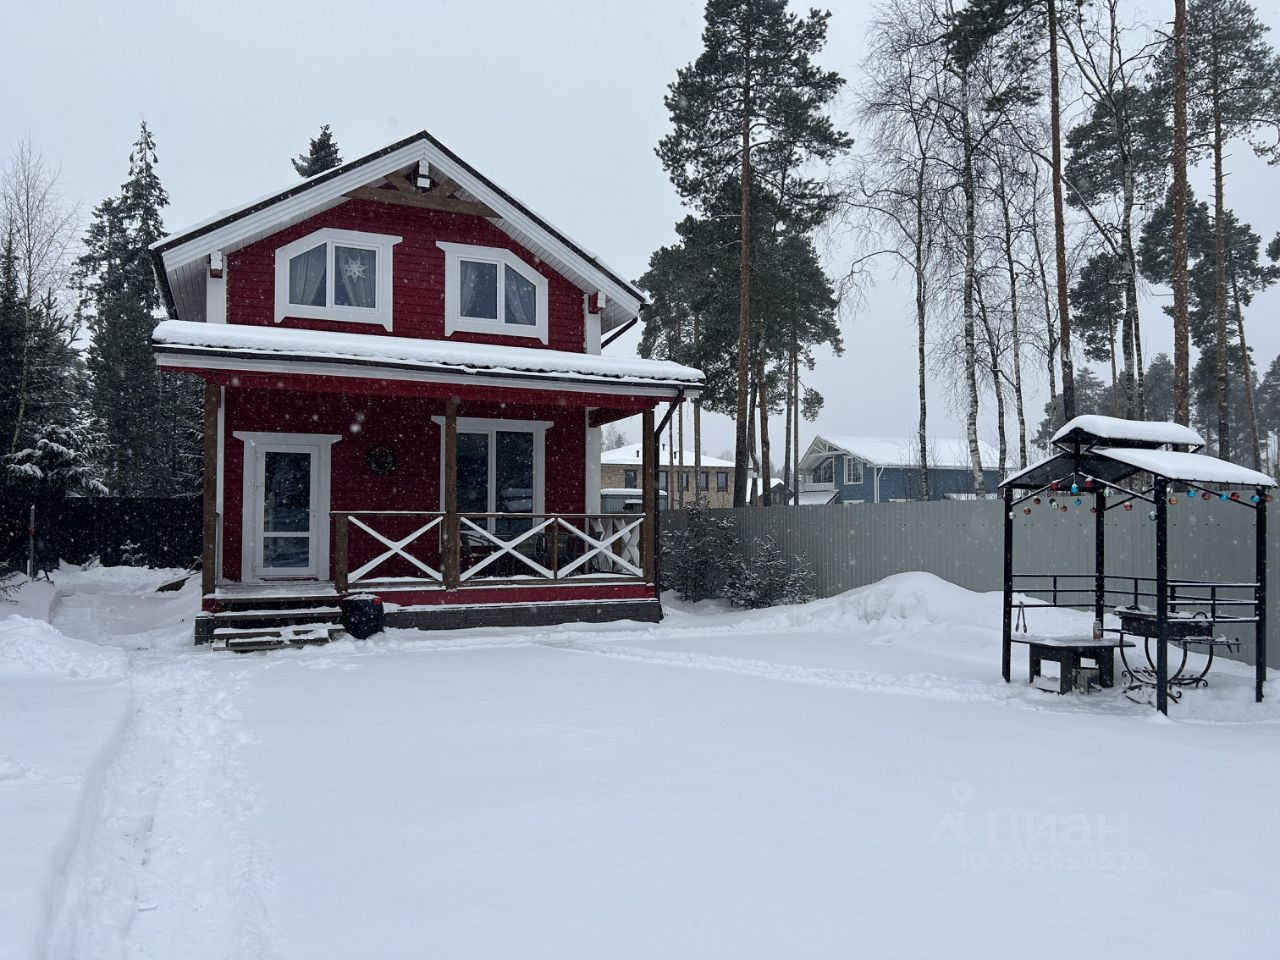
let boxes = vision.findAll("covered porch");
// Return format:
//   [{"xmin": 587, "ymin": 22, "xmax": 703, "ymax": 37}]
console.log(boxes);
[{"xmin": 154, "ymin": 321, "xmax": 699, "ymax": 641}]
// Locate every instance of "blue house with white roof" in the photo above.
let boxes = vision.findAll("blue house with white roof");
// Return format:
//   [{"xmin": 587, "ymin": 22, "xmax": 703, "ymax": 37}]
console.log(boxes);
[{"xmin": 796, "ymin": 435, "xmax": 1004, "ymax": 503}]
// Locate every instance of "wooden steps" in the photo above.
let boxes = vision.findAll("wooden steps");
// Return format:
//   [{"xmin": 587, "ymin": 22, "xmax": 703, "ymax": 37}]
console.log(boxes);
[{"xmin": 211, "ymin": 621, "xmax": 345, "ymax": 652}]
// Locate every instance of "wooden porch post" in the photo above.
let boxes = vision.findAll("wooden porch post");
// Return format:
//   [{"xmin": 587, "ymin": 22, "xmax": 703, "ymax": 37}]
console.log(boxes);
[
  {"xmin": 334, "ymin": 514, "xmax": 349, "ymax": 594},
  {"xmin": 641, "ymin": 408, "xmax": 657, "ymax": 584},
  {"xmin": 444, "ymin": 396, "xmax": 460, "ymax": 590},
  {"xmin": 200, "ymin": 383, "xmax": 219, "ymax": 598}
]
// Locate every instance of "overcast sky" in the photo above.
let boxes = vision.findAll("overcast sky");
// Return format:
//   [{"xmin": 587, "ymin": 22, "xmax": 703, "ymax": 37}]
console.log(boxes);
[{"xmin": 5, "ymin": 0, "xmax": 1280, "ymax": 462}]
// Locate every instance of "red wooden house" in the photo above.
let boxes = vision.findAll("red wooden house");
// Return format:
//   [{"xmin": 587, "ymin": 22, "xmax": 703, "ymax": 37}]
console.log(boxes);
[{"xmin": 150, "ymin": 130, "xmax": 701, "ymax": 645}]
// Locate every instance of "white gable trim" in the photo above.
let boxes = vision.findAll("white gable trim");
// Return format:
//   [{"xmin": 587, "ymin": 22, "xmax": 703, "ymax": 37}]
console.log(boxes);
[{"xmin": 154, "ymin": 133, "xmax": 644, "ymax": 327}]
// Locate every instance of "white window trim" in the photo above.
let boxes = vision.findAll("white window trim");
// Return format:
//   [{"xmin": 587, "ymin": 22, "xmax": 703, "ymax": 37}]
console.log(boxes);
[
  {"xmin": 437, "ymin": 241, "xmax": 549, "ymax": 344},
  {"xmin": 234, "ymin": 431, "xmax": 340, "ymax": 581},
  {"xmin": 274, "ymin": 228, "xmax": 402, "ymax": 329},
  {"xmin": 430, "ymin": 416, "xmax": 551, "ymax": 515},
  {"xmin": 846, "ymin": 457, "xmax": 864, "ymax": 485}
]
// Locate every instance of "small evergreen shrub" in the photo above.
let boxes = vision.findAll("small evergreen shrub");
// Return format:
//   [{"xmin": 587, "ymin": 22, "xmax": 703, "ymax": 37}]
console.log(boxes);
[
  {"xmin": 659, "ymin": 500, "xmax": 741, "ymax": 602},
  {"xmin": 725, "ymin": 537, "xmax": 817, "ymax": 609}
]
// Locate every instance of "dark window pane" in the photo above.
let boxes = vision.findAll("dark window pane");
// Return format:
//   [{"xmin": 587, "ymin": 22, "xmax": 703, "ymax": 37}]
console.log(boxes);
[
  {"xmin": 698, "ymin": 471, "xmax": 709, "ymax": 491},
  {"xmin": 495, "ymin": 431, "xmax": 534, "ymax": 513},
  {"xmin": 263, "ymin": 451, "xmax": 311, "ymax": 532},
  {"xmin": 716, "ymin": 471, "xmax": 728, "ymax": 492},
  {"xmin": 334, "ymin": 246, "xmax": 376, "ymax": 308},
  {"xmin": 460, "ymin": 260, "xmax": 499, "ymax": 319},
  {"xmin": 623, "ymin": 469, "xmax": 637, "ymax": 488},
  {"xmin": 457, "ymin": 432, "xmax": 490, "ymax": 513},
  {"xmin": 504, "ymin": 266, "xmax": 537, "ymax": 326},
  {"xmin": 658, "ymin": 470, "xmax": 668, "ymax": 490},
  {"xmin": 288, "ymin": 244, "xmax": 327, "ymax": 307},
  {"xmin": 263, "ymin": 536, "xmax": 309, "ymax": 568}
]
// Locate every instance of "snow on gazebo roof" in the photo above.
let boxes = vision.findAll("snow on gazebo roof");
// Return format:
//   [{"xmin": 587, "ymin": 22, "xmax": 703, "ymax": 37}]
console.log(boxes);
[
  {"xmin": 1000, "ymin": 443, "xmax": 1277, "ymax": 490},
  {"xmin": 1051, "ymin": 414, "xmax": 1205, "ymax": 451},
  {"xmin": 1096, "ymin": 448, "xmax": 1276, "ymax": 488}
]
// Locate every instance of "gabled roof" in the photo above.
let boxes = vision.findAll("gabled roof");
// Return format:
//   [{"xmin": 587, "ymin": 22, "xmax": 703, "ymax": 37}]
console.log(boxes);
[
  {"xmin": 151, "ymin": 129, "xmax": 646, "ymax": 333},
  {"xmin": 1001, "ymin": 416, "xmax": 1276, "ymax": 490},
  {"xmin": 801, "ymin": 434, "xmax": 1001, "ymax": 471}
]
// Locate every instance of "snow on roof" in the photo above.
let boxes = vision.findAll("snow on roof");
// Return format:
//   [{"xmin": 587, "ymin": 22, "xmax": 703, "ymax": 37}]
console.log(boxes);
[
  {"xmin": 818, "ymin": 435, "xmax": 1001, "ymax": 470},
  {"xmin": 153, "ymin": 320, "xmax": 704, "ymax": 390},
  {"xmin": 798, "ymin": 489, "xmax": 839, "ymax": 505},
  {"xmin": 1052, "ymin": 415, "xmax": 1205, "ymax": 450},
  {"xmin": 601, "ymin": 443, "xmax": 734, "ymax": 467},
  {"xmin": 1095, "ymin": 448, "xmax": 1276, "ymax": 487}
]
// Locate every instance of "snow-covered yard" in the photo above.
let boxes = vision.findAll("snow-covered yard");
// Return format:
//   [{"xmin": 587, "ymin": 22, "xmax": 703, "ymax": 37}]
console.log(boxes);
[{"xmin": 2, "ymin": 566, "xmax": 1278, "ymax": 960}]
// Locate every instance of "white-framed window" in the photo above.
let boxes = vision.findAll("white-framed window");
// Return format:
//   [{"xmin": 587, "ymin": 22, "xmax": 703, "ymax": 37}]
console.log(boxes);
[
  {"xmin": 431, "ymin": 417, "xmax": 550, "ymax": 521},
  {"xmin": 845, "ymin": 457, "xmax": 864, "ymax": 484},
  {"xmin": 274, "ymin": 228, "xmax": 401, "ymax": 329},
  {"xmin": 437, "ymin": 241, "xmax": 549, "ymax": 343}
]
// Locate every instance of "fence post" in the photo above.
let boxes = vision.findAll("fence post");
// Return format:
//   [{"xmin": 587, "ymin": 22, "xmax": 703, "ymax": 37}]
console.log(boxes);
[{"xmin": 26, "ymin": 503, "xmax": 36, "ymax": 579}]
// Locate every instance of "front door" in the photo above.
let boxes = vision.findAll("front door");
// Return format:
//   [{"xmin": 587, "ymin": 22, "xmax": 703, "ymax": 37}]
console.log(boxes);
[{"xmin": 238, "ymin": 433, "xmax": 338, "ymax": 581}]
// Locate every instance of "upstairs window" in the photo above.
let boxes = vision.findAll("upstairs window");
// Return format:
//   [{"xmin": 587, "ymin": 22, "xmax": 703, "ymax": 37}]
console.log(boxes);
[
  {"xmin": 846, "ymin": 458, "xmax": 864, "ymax": 484},
  {"xmin": 438, "ymin": 241, "xmax": 549, "ymax": 343},
  {"xmin": 274, "ymin": 228, "xmax": 400, "ymax": 329}
]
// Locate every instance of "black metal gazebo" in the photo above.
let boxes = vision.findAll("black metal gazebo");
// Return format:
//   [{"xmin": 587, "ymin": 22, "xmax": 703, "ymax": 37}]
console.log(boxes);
[{"xmin": 999, "ymin": 415, "xmax": 1275, "ymax": 714}]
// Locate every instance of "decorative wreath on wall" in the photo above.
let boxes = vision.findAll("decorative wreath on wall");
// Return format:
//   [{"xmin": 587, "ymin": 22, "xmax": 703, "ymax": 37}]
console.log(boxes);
[{"xmin": 366, "ymin": 446, "xmax": 397, "ymax": 476}]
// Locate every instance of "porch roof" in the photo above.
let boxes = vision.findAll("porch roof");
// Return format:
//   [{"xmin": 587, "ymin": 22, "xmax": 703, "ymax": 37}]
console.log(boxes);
[{"xmin": 153, "ymin": 320, "xmax": 703, "ymax": 400}]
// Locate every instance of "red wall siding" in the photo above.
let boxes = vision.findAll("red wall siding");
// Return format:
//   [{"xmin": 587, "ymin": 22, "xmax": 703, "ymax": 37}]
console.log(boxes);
[
  {"xmin": 226, "ymin": 200, "xmax": 586, "ymax": 352},
  {"xmin": 220, "ymin": 387, "xmax": 586, "ymax": 583}
]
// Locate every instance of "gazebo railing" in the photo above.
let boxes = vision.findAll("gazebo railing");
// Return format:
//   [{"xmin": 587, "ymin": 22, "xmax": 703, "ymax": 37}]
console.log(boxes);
[{"xmin": 1011, "ymin": 573, "xmax": 1260, "ymax": 624}]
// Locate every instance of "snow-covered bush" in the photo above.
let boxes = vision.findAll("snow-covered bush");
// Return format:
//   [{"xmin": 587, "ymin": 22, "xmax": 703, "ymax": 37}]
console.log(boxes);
[
  {"xmin": 4, "ymin": 421, "xmax": 108, "ymax": 498},
  {"xmin": 725, "ymin": 537, "xmax": 816, "ymax": 609},
  {"xmin": 118, "ymin": 541, "xmax": 146, "ymax": 567},
  {"xmin": 659, "ymin": 499, "xmax": 741, "ymax": 602}
]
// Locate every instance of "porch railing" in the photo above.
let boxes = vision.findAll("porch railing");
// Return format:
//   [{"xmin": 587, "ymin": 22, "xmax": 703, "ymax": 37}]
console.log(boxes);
[{"xmin": 332, "ymin": 510, "xmax": 649, "ymax": 593}]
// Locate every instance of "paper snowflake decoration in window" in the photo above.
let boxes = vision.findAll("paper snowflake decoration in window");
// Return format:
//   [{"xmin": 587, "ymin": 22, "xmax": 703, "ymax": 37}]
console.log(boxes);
[{"xmin": 341, "ymin": 256, "xmax": 368, "ymax": 281}]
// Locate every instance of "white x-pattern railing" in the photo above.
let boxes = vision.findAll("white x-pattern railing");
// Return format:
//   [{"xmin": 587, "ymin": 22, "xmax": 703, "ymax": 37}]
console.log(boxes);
[
  {"xmin": 348, "ymin": 513, "xmax": 443, "ymax": 584},
  {"xmin": 334, "ymin": 511, "xmax": 647, "ymax": 589}
]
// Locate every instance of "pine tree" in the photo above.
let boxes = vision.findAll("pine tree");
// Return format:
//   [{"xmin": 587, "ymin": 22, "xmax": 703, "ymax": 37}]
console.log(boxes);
[
  {"xmin": 82, "ymin": 123, "xmax": 201, "ymax": 496},
  {"xmin": 658, "ymin": 0, "xmax": 849, "ymax": 507},
  {"xmin": 1155, "ymin": 0, "xmax": 1280, "ymax": 457},
  {"xmin": 292, "ymin": 125, "xmax": 342, "ymax": 178}
]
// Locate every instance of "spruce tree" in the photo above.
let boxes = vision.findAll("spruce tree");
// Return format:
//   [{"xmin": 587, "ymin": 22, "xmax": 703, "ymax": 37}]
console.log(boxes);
[
  {"xmin": 0, "ymin": 233, "xmax": 21, "ymax": 451},
  {"xmin": 292, "ymin": 125, "xmax": 342, "ymax": 178},
  {"xmin": 82, "ymin": 122, "xmax": 201, "ymax": 496},
  {"xmin": 657, "ymin": 0, "xmax": 849, "ymax": 506}
]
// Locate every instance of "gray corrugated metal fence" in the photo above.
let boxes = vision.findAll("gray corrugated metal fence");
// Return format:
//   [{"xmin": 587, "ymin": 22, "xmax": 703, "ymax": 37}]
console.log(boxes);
[{"xmin": 660, "ymin": 500, "xmax": 1276, "ymax": 660}]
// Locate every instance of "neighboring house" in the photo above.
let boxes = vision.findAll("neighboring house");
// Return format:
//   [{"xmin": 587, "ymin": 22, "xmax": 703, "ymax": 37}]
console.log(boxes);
[
  {"xmin": 796, "ymin": 435, "xmax": 1002, "ymax": 504},
  {"xmin": 601, "ymin": 443, "xmax": 736, "ymax": 508},
  {"xmin": 150, "ymin": 130, "xmax": 703, "ymax": 643}
]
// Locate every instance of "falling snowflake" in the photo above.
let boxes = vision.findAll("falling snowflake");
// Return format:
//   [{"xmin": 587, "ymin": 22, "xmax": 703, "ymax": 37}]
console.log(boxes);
[{"xmin": 342, "ymin": 256, "xmax": 368, "ymax": 281}]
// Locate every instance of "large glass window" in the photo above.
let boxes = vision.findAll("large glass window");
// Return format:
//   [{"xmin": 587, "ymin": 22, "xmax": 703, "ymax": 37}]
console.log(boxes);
[
  {"xmin": 438, "ymin": 242, "xmax": 549, "ymax": 342},
  {"xmin": 716, "ymin": 471, "xmax": 729, "ymax": 492},
  {"xmin": 623, "ymin": 468, "xmax": 637, "ymax": 488},
  {"xmin": 275, "ymin": 228, "xmax": 399, "ymax": 328}
]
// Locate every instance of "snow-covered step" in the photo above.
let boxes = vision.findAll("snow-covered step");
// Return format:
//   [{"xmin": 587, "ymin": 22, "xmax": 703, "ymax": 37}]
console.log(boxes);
[{"xmin": 211, "ymin": 622, "xmax": 344, "ymax": 653}]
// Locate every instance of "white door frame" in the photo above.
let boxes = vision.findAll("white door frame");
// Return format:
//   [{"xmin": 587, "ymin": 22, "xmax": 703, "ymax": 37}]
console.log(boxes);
[{"xmin": 234, "ymin": 431, "xmax": 340, "ymax": 581}]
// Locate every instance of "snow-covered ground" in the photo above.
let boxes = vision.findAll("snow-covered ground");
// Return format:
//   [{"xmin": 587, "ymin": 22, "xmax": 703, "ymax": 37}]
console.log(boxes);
[{"xmin": 2, "ymin": 565, "xmax": 1278, "ymax": 960}]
